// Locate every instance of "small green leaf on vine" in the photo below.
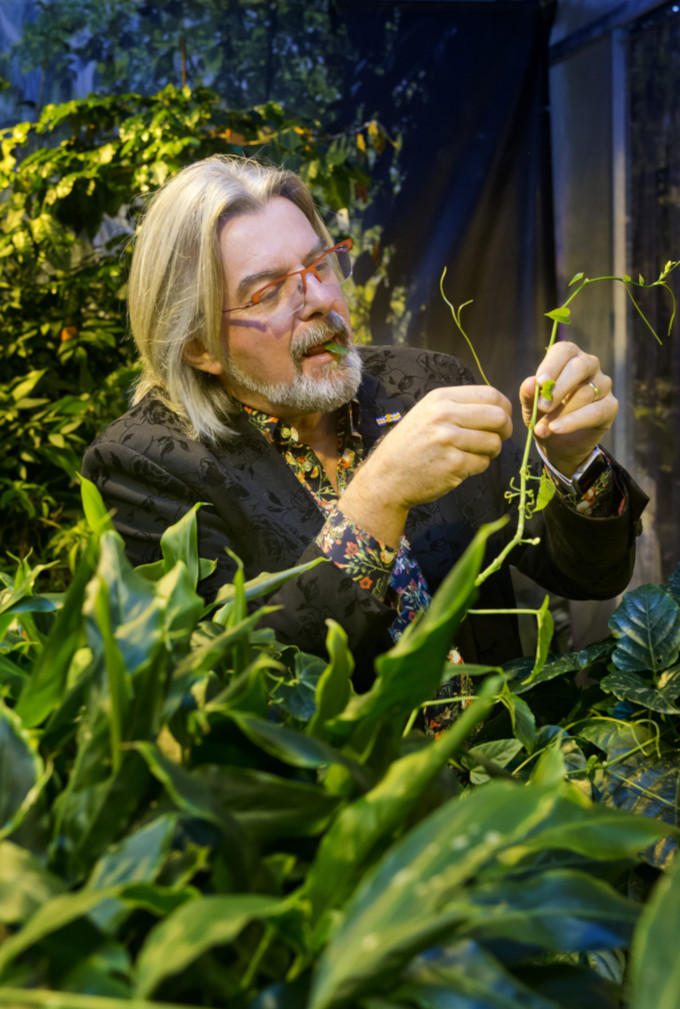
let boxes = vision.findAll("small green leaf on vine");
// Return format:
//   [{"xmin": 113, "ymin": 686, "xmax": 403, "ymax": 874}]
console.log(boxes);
[
  {"xmin": 534, "ymin": 471, "xmax": 556, "ymax": 512},
  {"xmin": 540, "ymin": 379, "xmax": 556, "ymax": 402},
  {"xmin": 545, "ymin": 307, "xmax": 571, "ymax": 325},
  {"xmin": 324, "ymin": 341, "xmax": 348, "ymax": 356},
  {"xmin": 638, "ymin": 273, "xmax": 645, "ymax": 285},
  {"xmin": 568, "ymin": 272, "xmax": 584, "ymax": 287}
]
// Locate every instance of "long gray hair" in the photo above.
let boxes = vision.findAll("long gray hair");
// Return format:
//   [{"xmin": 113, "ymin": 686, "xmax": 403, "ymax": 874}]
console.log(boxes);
[{"xmin": 128, "ymin": 155, "xmax": 332, "ymax": 441}]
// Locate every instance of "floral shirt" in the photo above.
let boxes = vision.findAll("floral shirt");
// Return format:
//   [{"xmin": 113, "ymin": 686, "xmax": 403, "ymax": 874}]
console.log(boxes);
[{"xmin": 242, "ymin": 400, "xmax": 431, "ymax": 641}]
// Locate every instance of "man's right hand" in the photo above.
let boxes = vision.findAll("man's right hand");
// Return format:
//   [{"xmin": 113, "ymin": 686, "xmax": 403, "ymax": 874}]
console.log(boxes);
[{"xmin": 338, "ymin": 385, "xmax": 513, "ymax": 547}]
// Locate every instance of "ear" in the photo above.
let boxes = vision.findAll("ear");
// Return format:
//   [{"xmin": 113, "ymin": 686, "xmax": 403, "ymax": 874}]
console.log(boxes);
[{"xmin": 183, "ymin": 340, "xmax": 224, "ymax": 376}]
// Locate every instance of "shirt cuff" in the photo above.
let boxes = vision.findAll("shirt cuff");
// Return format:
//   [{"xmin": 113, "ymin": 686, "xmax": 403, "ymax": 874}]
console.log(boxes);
[{"xmin": 315, "ymin": 506, "xmax": 397, "ymax": 598}]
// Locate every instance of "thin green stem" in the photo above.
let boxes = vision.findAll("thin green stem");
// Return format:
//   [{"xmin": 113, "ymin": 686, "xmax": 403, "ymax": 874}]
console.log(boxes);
[{"xmin": 440, "ymin": 269, "xmax": 492, "ymax": 386}]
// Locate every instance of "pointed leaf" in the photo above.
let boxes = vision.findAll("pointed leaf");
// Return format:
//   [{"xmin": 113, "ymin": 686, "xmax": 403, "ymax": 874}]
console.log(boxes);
[
  {"xmin": 608, "ymin": 584, "xmax": 680, "ymax": 675},
  {"xmin": 545, "ymin": 307, "xmax": 571, "ymax": 324},
  {"xmin": 307, "ymin": 620, "xmax": 353, "ymax": 737},
  {"xmin": 134, "ymin": 894, "xmax": 283, "ymax": 998},
  {"xmin": 330, "ymin": 520, "xmax": 506, "ymax": 741}
]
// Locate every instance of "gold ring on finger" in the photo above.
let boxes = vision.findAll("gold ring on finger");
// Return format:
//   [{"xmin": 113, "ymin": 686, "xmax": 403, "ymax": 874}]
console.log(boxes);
[{"xmin": 588, "ymin": 380, "xmax": 600, "ymax": 401}]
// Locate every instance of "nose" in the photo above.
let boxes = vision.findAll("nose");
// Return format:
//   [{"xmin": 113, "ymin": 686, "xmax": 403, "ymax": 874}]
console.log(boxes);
[{"xmin": 297, "ymin": 267, "xmax": 336, "ymax": 317}]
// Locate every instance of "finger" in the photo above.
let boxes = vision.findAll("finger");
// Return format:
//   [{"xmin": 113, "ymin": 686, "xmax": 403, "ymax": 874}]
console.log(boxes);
[
  {"xmin": 429, "ymin": 384, "xmax": 513, "ymax": 414},
  {"xmin": 533, "ymin": 340, "xmax": 582, "ymax": 384},
  {"xmin": 537, "ymin": 353, "xmax": 601, "ymax": 412},
  {"xmin": 539, "ymin": 394, "xmax": 618, "ymax": 437},
  {"xmin": 444, "ymin": 427, "xmax": 506, "ymax": 458},
  {"xmin": 441, "ymin": 403, "xmax": 513, "ymax": 439}
]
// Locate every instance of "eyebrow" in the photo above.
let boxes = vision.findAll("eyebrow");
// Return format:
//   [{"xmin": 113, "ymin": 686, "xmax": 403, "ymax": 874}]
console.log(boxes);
[{"xmin": 234, "ymin": 237, "xmax": 327, "ymax": 304}]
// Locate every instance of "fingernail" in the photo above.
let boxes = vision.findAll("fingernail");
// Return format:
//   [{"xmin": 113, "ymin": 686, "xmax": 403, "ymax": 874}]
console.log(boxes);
[
  {"xmin": 549, "ymin": 420, "xmax": 563, "ymax": 432},
  {"xmin": 537, "ymin": 373, "xmax": 550, "ymax": 384}
]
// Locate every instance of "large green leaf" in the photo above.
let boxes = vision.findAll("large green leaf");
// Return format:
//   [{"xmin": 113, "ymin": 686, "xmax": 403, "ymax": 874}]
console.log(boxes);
[
  {"xmin": 608, "ymin": 584, "xmax": 680, "ymax": 676},
  {"xmin": 328, "ymin": 520, "xmax": 506, "ymax": 741},
  {"xmin": 629, "ymin": 856, "xmax": 680, "ymax": 1009},
  {"xmin": 302, "ymin": 676, "xmax": 501, "ymax": 929},
  {"xmin": 133, "ymin": 893, "xmax": 284, "ymax": 998},
  {"xmin": 308, "ymin": 781, "xmax": 674, "ymax": 1009},
  {"xmin": 0, "ymin": 699, "xmax": 44, "ymax": 835},
  {"xmin": 600, "ymin": 667, "xmax": 680, "ymax": 714}
]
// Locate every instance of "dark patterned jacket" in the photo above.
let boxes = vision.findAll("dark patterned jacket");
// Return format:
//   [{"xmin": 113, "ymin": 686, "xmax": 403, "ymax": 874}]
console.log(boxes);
[{"xmin": 82, "ymin": 346, "xmax": 647, "ymax": 688}]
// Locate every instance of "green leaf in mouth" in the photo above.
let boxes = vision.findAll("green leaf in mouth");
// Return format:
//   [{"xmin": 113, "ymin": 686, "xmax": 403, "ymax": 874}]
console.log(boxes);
[{"xmin": 324, "ymin": 341, "xmax": 349, "ymax": 356}]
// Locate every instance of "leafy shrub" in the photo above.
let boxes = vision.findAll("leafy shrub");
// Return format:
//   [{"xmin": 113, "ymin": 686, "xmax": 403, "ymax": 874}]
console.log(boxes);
[{"xmin": 0, "ymin": 481, "xmax": 678, "ymax": 1009}]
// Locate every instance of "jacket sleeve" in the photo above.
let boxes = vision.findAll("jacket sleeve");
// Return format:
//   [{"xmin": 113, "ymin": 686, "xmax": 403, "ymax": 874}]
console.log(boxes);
[{"xmin": 81, "ymin": 438, "xmax": 396, "ymax": 690}]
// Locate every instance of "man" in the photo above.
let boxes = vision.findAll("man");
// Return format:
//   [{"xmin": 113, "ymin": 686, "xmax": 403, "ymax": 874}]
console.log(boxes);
[{"xmin": 82, "ymin": 155, "xmax": 646, "ymax": 688}]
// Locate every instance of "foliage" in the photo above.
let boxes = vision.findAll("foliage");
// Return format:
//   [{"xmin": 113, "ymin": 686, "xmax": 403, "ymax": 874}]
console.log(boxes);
[
  {"xmin": 0, "ymin": 83, "xmax": 396, "ymax": 576},
  {"xmin": 5, "ymin": 0, "xmax": 362, "ymax": 121},
  {"xmin": 0, "ymin": 482, "xmax": 678, "ymax": 1009}
]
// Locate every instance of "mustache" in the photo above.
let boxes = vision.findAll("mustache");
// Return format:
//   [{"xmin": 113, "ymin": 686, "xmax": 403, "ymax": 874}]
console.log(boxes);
[{"xmin": 291, "ymin": 311, "xmax": 350, "ymax": 362}]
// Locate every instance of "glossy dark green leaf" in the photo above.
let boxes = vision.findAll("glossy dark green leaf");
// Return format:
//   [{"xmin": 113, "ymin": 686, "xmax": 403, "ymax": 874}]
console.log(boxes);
[
  {"xmin": 134, "ymin": 893, "xmax": 284, "ymax": 998},
  {"xmin": 600, "ymin": 667, "xmax": 680, "ymax": 714},
  {"xmin": 401, "ymin": 941, "xmax": 558, "ymax": 1009},
  {"xmin": 0, "ymin": 700, "xmax": 43, "ymax": 834},
  {"xmin": 229, "ymin": 711, "xmax": 371, "ymax": 789},
  {"xmin": 629, "ymin": 855, "xmax": 680, "ymax": 1009},
  {"xmin": 608, "ymin": 584, "xmax": 680, "ymax": 675},
  {"xmin": 269, "ymin": 651, "xmax": 325, "ymax": 722},
  {"xmin": 462, "ymin": 739, "xmax": 523, "ymax": 784},
  {"xmin": 462, "ymin": 869, "xmax": 637, "ymax": 951}
]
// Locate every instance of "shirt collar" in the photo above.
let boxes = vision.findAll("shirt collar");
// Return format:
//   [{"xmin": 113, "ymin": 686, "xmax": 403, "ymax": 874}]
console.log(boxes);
[{"xmin": 239, "ymin": 398, "xmax": 362, "ymax": 450}]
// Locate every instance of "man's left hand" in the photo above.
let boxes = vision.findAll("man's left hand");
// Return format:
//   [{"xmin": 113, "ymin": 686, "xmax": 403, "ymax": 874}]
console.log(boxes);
[{"xmin": 519, "ymin": 341, "xmax": 618, "ymax": 477}]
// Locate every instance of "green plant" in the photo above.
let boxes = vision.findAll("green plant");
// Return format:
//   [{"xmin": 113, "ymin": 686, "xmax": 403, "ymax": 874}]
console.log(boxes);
[{"xmin": 0, "ymin": 480, "xmax": 677, "ymax": 1009}]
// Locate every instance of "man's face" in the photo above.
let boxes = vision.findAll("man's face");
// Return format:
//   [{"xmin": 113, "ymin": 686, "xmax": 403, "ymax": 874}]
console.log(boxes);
[{"xmin": 216, "ymin": 197, "xmax": 361, "ymax": 420}]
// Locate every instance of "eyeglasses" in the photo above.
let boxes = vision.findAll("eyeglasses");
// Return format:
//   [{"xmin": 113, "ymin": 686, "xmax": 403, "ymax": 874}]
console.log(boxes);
[{"xmin": 223, "ymin": 238, "xmax": 353, "ymax": 318}]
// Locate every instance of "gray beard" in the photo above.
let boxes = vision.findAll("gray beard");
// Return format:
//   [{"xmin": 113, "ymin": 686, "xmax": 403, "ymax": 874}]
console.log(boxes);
[{"xmin": 225, "ymin": 313, "xmax": 363, "ymax": 414}]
